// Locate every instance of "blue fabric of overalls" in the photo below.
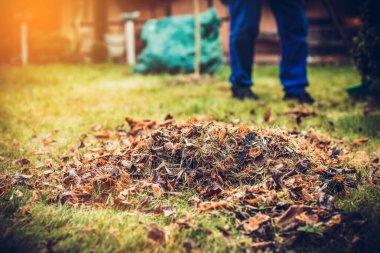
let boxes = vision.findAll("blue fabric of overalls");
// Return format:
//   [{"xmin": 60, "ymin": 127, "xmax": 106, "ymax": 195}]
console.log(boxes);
[{"xmin": 228, "ymin": 0, "xmax": 309, "ymax": 94}]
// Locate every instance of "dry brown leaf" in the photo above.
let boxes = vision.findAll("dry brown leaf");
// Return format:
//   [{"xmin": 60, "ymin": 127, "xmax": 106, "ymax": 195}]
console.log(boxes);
[
  {"xmin": 314, "ymin": 167, "xmax": 326, "ymax": 174},
  {"xmin": 248, "ymin": 148, "xmax": 261, "ymax": 159},
  {"xmin": 276, "ymin": 205, "xmax": 304, "ymax": 230},
  {"xmin": 245, "ymin": 198, "xmax": 260, "ymax": 204},
  {"xmin": 264, "ymin": 107, "xmax": 271, "ymax": 122},
  {"xmin": 237, "ymin": 124, "xmax": 250, "ymax": 136},
  {"xmin": 301, "ymin": 188, "xmax": 314, "ymax": 201},
  {"xmin": 98, "ymin": 158, "xmax": 107, "ymax": 165},
  {"xmin": 147, "ymin": 224, "xmax": 165, "ymax": 244},
  {"xmin": 42, "ymin": 135, "xmax": 57, "ymax": 146},
  {"xmin": 68, "ymin": 145, "xmax": 76, "ymax": 153},
  {"xmin": 250, "ymin": 241, "xmax": 273, "ymax": 248},
  {"xmin": 353, "ymin": 137, "xmax": 369, "ymax": 147},
  {"xmin": 296, "ymin": 212, "xmax": 319, "ymax": 225},
  {"xmin": 19, "ymin": 205, "xmax": 31, "ymax": 215},
  {"xmin": 154, "ymin": 205, "xmax": 177, "ymax": 218},
  {"xmin": 183, "ymin": 238, "xmax": 195, "ymax": 253},
  {"xmin": 152, "ymin": 184, "xmax": 164, "ymax": 197},
  {"xmin": 93, "ymin": 130, "xmax": 112, "ymax": 139},
  {"xmin": 243, "ymin": 213, "xmax": 270, "ymax": 232},
  {"xmin": 13, "ymin": 158, "xmax": 30, "ymax": 166},
  {"xmin": 218, "ymin": 128, "xmax": 226, "ymax": 146},
  {"xmin": 198, "ymin": 201, "xmax": 228, "ymax": 211},
  {"xmin": 326, "ymin": 214, "xmax": 342, "ymax": 228}
]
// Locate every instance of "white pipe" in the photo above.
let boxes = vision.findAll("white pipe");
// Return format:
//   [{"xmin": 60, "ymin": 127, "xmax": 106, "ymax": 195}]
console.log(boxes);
[
  {"xmin": 125, "ymin": 20, "xmax": 136, "ymax": 65},
  {"xmin": 21, "ymin": 22, "xmax": 28, "ymax": 65}
]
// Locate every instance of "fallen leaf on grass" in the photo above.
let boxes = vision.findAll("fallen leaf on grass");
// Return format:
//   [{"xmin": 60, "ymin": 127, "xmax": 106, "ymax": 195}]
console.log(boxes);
[
  {"xmin": 326, "ymin": 214, "xmax": 341, "ymax": 228},
  {"xmin": 264, "ymin": 107, "xmax": 271, "ymax": 122},
  {"xmin": 301, "ymin": 188, "xmax": 315, "ymax": 201},
  {"xmin": 147, "ymin": 224, "xmax": 165, "ymax": 244},
  {"xmin": 248, "ymin": 148, "xmax": 261, "ymax": 159},
  {"xmin": 245, "ymin": 198, "xmax": 260, "ymax": 204},
  {"xmin": 15, "ymin": 189, "xmax": 23, "ymax": 197},
  {"xmin": 154, "ymin": 205, "xmax": 177, "ymax": 218},
  {"xmin": 163, "ymin": 206, "xmax": 177, "ymax": 218},
  {"xmin": 93, "ymin": 130, "xmax": 112, "ymax": 139},
  {"xmin": 183, "ymin": 238, "xmax": 195, "ymax": 253},
  {"xmin": 152, "ymin": 184, "xmax": 164, "ymax": 197},
  {"xmin": 218, "ymin": 128, "xmax": 226, "ymax": 146},
  {"xmin": 19, "ymin": 205, "xmax": 31, "ymax": 215},
  {"xmin": 68, "ymin": 145, "xmax": 76, "ymax": 153},
  {"xmin": 243, "ymin": 213, "xmax": 270, "ymax": 233},
  {"xmin": 42, "ymin": 135, "xmax": 57, "ymax": 146},
  {"xmin": 237, "ymin": 124, "xmax": 250, "ymax": 136},
  {"xmin": 13, "ymin": 158, "xmax": 30, "ymax": 166},
  {"xmin": 284, "ymin": 106, "xmax": 317, "ymax": 125},
  {"xmin": 198, "ymin": 201, "xmax": 228, "ymax": 212},
  {"xmin": 250, "ymin": 241, "xmax": 273, "ymax": 248},
  {"xmin": 296, "ymin": 212, "xmax": 319, "ymax": 225},
  {"xmin": 353, "ymin": 138, "xmax": 369, "ymax": 147},
  {"xmin": 276, "ymin": 205, "xmax": 304, "ymax": 230}
]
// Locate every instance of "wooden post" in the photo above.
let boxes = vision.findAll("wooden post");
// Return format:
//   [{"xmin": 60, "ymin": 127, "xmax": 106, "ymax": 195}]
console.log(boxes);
[
  {"xmin": 194, "ymin": 0, "xmax": 201, "ymax": 77},
  {"xmin": 121, "ymin": 12, "xmax": 140, "ymax": 65},
  {"xmin": 125, "ymin": 20, "xmax": 136, "ymax": 64},
  {"xmin": 20, "ymin": 22, "xmax": 28, "ymax": 65},
  {"xmin": 14, "ymin": 12, "xmax": 32, "ymax": 65}
]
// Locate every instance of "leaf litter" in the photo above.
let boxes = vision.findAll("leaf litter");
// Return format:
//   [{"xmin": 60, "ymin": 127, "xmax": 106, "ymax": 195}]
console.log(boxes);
[{"xmin": 1, "ymin": 116, "xmax": 379, "ymax": 250}]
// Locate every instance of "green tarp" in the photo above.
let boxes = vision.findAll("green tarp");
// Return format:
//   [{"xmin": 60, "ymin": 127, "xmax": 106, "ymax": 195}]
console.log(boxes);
[{"xmin": 134, "ymin": 8, "xmax": 224, "ymax": 74}]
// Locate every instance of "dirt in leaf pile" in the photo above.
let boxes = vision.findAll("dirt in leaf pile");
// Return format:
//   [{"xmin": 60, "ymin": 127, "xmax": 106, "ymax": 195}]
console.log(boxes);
[{"xmin": 1, "ymin": 116, "xmax": 379, "ymax": 250}]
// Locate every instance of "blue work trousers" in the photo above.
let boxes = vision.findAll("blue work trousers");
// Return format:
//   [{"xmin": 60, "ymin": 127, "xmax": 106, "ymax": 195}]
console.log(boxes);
[{"xmin": 228, "ymin": 0, "xmax": 309, "ymax": 94}]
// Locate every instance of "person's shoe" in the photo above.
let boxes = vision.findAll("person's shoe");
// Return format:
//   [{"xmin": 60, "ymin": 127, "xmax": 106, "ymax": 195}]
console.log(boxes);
[
  {"xmin": 231, "ymin": 86, "xmax": 259, "ymax": 100},
  {"xmin": 284, "ymin": 92, "xmax": 315, "ymax": 104}
]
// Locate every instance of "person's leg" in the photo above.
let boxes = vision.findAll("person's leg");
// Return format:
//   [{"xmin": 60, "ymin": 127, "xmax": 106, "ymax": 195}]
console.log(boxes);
[
  {"xmin": 268, "ymin": 0, "xmax": 309, "ymax": 95},
  {"xmin": 228, "ymin": 0, "xmax": 263, "ymax": 88}
]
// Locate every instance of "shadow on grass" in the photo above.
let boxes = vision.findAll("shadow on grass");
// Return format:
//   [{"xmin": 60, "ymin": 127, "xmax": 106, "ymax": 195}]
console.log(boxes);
[
  {"xmin": 335, "ymin": 114, "xmax": 380, "ymax": 138},
  {"xmin": 1, "ymin": 188, "xmax": 379, "ymax": 253},
  {"xmin": 0, "ymin": 202, "xmax": 43, "ymax": 253},
  {"xmin": 292, "ymin": 187, "xmax": 380, "ymax": 253}
]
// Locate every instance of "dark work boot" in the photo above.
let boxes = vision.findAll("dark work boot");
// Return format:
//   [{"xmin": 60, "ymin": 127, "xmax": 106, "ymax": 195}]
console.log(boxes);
[
  {"xmin": 231, "ymin": 86, "xmax": 259, "ymax": 100},
  {"xmin": 284, "ymin": 92, "xmax": 315, "ymax": 104}
]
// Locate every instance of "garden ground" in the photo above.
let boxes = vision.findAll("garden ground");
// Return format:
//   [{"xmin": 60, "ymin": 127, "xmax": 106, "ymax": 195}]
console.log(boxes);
[{"xmin": 0, "ymin": 65, "xmax": 379, "ymax": 252}]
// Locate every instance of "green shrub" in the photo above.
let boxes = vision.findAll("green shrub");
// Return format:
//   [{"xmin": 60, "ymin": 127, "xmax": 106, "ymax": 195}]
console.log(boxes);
[{"xmin": 353, "ymin": 0, "xmax": 380, "ymax": 94}]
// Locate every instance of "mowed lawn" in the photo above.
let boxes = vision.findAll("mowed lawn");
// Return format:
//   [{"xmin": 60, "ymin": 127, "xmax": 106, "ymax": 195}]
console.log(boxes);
[{"xmin": 0, "ymin": 65, "xmax": 379, "ymax": 253}]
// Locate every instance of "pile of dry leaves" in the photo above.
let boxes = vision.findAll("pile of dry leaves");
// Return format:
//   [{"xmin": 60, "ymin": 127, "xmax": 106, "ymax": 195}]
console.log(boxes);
[{"xmin": 1, "ymin": 116, "xmax": 379, "ymax": 249}]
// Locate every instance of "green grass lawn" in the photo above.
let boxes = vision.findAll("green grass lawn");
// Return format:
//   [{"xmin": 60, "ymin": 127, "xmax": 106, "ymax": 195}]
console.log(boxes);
[{"xmin": 0, "ymin": 65, "xmax": 379, "ymax": 253}]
